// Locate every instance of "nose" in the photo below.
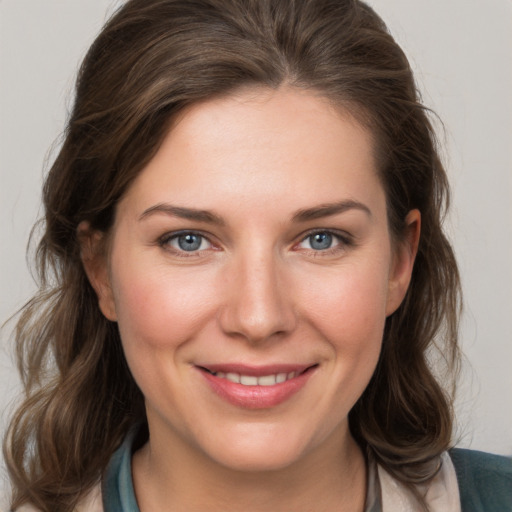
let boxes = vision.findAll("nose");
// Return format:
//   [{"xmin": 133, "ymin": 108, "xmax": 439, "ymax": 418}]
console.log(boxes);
[{"xmin": 218, "ymin": 250, "xmax": 297, "ymax": 343}]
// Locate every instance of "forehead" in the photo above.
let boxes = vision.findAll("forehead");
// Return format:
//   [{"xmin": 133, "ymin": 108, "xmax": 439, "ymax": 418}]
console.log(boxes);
[
  {"xmin": 169, "ymin": 86, "xmax": 376, "ymax": 169},
  {"xmin": 116, "ymin": 86, "xmax": 385, "ymax": 221}
]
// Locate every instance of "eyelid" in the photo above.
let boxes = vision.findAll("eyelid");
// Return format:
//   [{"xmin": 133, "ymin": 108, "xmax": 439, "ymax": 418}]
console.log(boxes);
[
  {"xmin": 293, "ymin": 228, "xmax": 354, "ymax": 253},
  {"xmin": 158, "ymin": 229, "xmax": 218, "ymax": 256},
  {"xmin": 156, "ymin": 228, "xmax": 354, "ymax": 257},
  {"xmin": 297, "ymin": 228, "xmax": 352, "ymax": 243}
]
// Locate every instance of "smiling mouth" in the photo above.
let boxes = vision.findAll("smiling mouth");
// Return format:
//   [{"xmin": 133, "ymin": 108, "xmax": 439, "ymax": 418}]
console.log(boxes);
[
  {"xmin": 202, "ymin": 369, "xmax": 300, "ymax": 386},
  {"xmin": 197, "ymin": 364, "xmax": 317, "ymax": 409},
  {"xmin": 199, "ymin": 365, "xmax": 317, "ymax": 386}
]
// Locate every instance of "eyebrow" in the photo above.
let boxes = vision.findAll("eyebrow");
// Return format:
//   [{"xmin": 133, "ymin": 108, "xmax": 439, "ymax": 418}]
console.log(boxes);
[
  {"xmin": 292, "ymin": 200, "xmax": 372, "ymax": 222},
  {"xmin": 139, "ymin": 203, "xmax": 226, "ymax": 226},
  {"xmin": 139, "ymin": 199, "xmax": 371, "ymax": 225}
]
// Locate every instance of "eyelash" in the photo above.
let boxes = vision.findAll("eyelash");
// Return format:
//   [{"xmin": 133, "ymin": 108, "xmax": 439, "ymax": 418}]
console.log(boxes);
[
  {"xmin": 295, "ymin": 229, "xmax": 354, "ymax": 256},
  {"xmin": 158, "ymin": 230, "xmax": 216, "ymax": 258},
  {"xmin": 157, "ymin": 229, "xmax": 354, "ymax": 257}
]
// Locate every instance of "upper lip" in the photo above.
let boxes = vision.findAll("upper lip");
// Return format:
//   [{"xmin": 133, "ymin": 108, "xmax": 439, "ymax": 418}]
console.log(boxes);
[{"xmin": 196, "ymin": 363, "xmax": 317, "ymax": 376}]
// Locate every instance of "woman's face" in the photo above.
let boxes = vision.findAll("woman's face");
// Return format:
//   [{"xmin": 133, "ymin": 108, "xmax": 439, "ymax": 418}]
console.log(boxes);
[{"xmin": 87, "ymin": 86, "xmax": 418, "ymax": 472}]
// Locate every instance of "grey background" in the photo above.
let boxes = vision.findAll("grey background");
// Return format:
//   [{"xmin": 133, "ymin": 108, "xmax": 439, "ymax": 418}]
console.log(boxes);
[{"xmin": 1, "ymin": 0, "xmax": 511, "ymax": 496}]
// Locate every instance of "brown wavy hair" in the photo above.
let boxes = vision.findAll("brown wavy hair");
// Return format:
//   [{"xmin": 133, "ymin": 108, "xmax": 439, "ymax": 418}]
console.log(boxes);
[{"xmin": 3, "ymin": 0, "xmax": 461, "ymax": 510}]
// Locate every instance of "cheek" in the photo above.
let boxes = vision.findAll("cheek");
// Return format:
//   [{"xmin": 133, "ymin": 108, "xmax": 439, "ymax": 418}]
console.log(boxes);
[
  {"xmin": 111, "ymin": 260, "xmax": 219, "ymax": 351},
  {"xmin": 327, "ymin": 271, "xmax": 388, "ymax": 395},
  {"xmin": 109, "ymin": 260, "xmax": 223, "ymax": 416},
  {"xmin": 296, "ymin": 261, "xmax": 390, "ymax": 351}
]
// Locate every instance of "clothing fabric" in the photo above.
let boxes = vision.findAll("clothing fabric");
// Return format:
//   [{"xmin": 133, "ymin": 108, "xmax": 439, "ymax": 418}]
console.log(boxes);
[
  {"xmin": 11, "ymin": 430, "xmax": 512, "ymax": 511},
  {"xmin": 449, "ymin": 447, "xmax": 512, "ymax": 511}
]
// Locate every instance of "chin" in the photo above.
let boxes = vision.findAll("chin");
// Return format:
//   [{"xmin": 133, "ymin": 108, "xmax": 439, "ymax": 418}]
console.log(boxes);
[
  {"xmin": 195, "ymin": 420, "xmax": 334, "ymax": 473},
  {"xmin": 211, "ymin": 444, "xmax": 308, "ymax": 473}
]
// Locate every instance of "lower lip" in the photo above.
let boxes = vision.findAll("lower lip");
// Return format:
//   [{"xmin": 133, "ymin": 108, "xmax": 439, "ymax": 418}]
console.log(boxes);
[{"xmin": 199, "ymin": 368, "xmax": 315, "ymax": 409}]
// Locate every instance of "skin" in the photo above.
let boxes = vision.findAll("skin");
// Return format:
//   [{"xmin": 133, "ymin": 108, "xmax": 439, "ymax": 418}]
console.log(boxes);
[{"xmin": 81, "ymin": 86, "xmax": 420, "ymax": 512}]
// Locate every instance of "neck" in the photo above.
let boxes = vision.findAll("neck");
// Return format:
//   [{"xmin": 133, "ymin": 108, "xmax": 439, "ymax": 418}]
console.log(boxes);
[{"xmin": 132, "ymin": 421, "xmax": 367, "ymax": 512}]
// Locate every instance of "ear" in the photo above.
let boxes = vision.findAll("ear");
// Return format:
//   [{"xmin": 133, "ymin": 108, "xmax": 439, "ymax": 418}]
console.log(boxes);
[
  {"xmin": 77, "ymin": 221, "xmax": 117, "ymax": 321},
  {"xmin": 386, "ymin": 209, "xmax": 421, "ymax": 316}
]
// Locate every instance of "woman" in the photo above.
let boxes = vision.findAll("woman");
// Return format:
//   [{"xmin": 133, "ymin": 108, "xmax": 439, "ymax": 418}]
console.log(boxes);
[{"xmin": 3, "ymin": 0, "xmax": 511, "ymax": 511}]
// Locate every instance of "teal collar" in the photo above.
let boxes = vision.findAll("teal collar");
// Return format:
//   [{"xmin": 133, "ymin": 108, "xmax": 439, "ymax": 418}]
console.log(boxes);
[{"xmin": 102, "ymin": 428, "xmax": 141, "ymax": 512}]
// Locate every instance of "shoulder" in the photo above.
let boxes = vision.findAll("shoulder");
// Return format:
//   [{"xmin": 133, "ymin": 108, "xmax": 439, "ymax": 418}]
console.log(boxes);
[{"xmin": 449, "ymin": 448, "xmax": 512, "ymax": 512}]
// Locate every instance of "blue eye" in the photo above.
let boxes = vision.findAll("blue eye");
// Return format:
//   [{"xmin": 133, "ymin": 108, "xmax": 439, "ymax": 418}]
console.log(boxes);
[
  {"xmin": 165, "ymin": 232, "xmax": 212, "ymax": 252},
  {"xmin": 298, "ymin": 231, "xmax": 346, "ymax": 251},
  {"xmin": 309, "ymin": 232, "xmax": 333, "ymax": 250}
]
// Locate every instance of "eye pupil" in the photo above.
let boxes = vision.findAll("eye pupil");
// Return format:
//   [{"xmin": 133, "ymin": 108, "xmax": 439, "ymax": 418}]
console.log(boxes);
[
  {"xmin": 178, "ymin": 234, "xmax": 202, "ymax": 251},
  {"xmin": 310, "ymin": 232, "xmax": 332, "ymax": 250}
]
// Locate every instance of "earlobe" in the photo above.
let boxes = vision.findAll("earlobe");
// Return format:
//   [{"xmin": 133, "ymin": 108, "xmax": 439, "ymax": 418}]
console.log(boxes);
[
  {"xmin": 77, "ymin": 221, "xmax": 118, "ymax": 322},
  {"xmin": 386, "ymin": 209, "xmax": 421, "ymax": 316}
]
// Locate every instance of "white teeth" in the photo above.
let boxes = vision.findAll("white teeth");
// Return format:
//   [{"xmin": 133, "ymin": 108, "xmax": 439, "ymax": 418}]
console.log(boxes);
[
  {"xmin": 212, "ymin": 371, "xmax": 299, "ymax": 386},
  {"xmin": 257, "ymin": 374, "xmax": 277, "ymax": 386},
  {"xmin": 240, "ymin": 375, "xmax": 258, "ymax": 385}
]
